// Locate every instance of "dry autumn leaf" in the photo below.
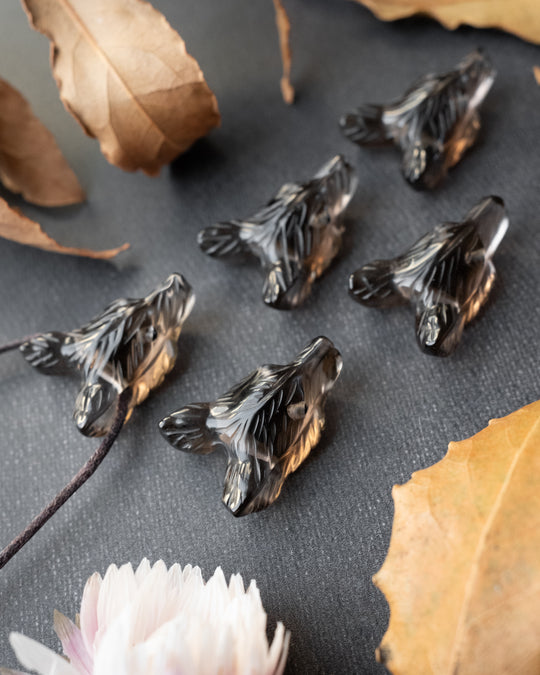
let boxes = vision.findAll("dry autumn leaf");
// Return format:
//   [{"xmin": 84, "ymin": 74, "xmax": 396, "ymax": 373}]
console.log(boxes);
[
  {"xmin": 352, "ymin": 0, "xmax": 540, "ymax": 45},
  {"xmin": 273, "ymin": 0, "xmax": 295, "ymax": 104},
  {"xmin": 374, "ymin": 399, "xmax": 540, "ymax": 674},
  {"xmin": 21, "ymin": 0, "xmax": 221, "ymax": 176},
  {"xmin": 534, "ymin": 65, "xmax": 540, "ymax": 84},
  {"xmin": 0, "ymin": 77, "xmax": 84, "ymax": 207},
  {"xmin": 0, "ymin": 197, "xmax": 128, "ymax": 258}
]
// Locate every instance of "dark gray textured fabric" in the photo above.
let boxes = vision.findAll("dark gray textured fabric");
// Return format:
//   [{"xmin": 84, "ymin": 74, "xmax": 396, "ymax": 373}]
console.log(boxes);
[{"xmin": 0, "ymin": 1, "xmax": 539, "ymax": 672}]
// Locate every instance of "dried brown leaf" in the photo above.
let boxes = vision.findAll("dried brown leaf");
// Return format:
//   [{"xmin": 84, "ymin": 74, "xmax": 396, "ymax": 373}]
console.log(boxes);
[
  {"xmin": 374, "ymin": 399, "xmax": 540, "ymax": 674},
  {"xmin": 273, "ymin": 0, "xmax": 295, "ymax": 104},
  {"xmin": 534, "ymin": 65, "xmax": 540, "ymax": 84},
  {"xmin": 21, "ymin": 0, "xmax": 221, "ymax": 176},
  {"xmin": 353, "ymin": 0, "xmax": 540, "ymax": 45},
  {"xmin": 0, "ymin": 197, "xmax": 128, "ymax": 259},
  {"xmin": 0, "ymin": 78, "xmax": 84, "ymax": 207}
]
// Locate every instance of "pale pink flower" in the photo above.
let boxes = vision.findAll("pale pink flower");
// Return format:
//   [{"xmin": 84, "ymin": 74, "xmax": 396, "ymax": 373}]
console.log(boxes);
[{"xmin": 2, "ymin": 559, "xmax": 290, "ymax": 675}]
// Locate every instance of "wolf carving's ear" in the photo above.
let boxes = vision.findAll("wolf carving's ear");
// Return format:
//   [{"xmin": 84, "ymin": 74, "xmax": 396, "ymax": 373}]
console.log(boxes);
[
  {"xmin": 401, "ymin": 139, "xmax": 446, "ymax": 190},
  {"xmin": 222, "ymin": 458, "xmax": 284, "ymax": 517},
  {"xmin": 197, "ymin": 221, "xmax": 249, "ymax": 258},
  {"xmin": 19, "ymin": 332, "xmax": 72, "ymax": 375},
  {"xmin": 415, "ymin": 303, "xmax": 463, "ymax": 358},
  {"xmin": 159, "ymin": 403, "xmax": 219, "ymax": 455},
  {"xmin": 349, "ymin": 261, "xmax": 403, "ymax": 308},
  {"xmin": 73, "ymin": 380, "xmax": 120, "ymax": 437},
  {"xmin": 340, "ymin": 104, "xmax": 391, "ymax": 146},
  {"xmin": 263, "ymin": 261, "xmax": 310, "ymax": 310}
]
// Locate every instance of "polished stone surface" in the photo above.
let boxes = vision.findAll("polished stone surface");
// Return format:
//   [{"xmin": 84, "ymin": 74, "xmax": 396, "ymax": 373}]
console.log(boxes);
[
  {"xmin": 341, "ymin": 50, "xmax": 495, "ymax": 189},
  {"xmin": 349, "ymin": 196, "xmax": 508, "ymax": 356},
  {"xmin": 21, "ymin": 274, "xmax": 194, "ymax": 436},
  {"xmin": 199, "ymin": 155, "xmax": 357, "ymax": 309},
  {"xmin": 160, "ymin": 336, "xmax": 342, "ymax": 516},
  {"xmin": 0, "ymin": 1, "xmax": 539, "ymax": 673}
]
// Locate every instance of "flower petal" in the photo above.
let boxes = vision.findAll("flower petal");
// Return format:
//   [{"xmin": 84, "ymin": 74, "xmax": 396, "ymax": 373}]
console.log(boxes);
[
  {"xmin": 134, "ymin": 558, "xmax": 151, "ymax": 584},
  {"xmin": 79, "ymin": 572, "xmax": 101, "ymax": 655},
  {"xmin": 95, "ymin": 563, "xmax": 136, "ymax": 651},
  {"xmin": 267, "ymin": 622, "xmax": 291, "ymax": 675},
  {"xmin": 8, "ymin": 633, "xmax": 78, "ymax": 675},
  {"xmin": 93, "ymin": 611, "xmax": 131, "ymax": 675},
  {"xmin": 129, "ymin": 560, "xmax": 180, "ymax": 643},
  {"xmin": 53, "ymin": 611, "xmax": 92, "ymax": 675}
]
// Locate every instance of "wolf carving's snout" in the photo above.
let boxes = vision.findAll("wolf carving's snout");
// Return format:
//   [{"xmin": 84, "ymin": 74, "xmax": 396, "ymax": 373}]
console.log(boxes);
[
  {"xmin": 155, "ymin": 273, "xmax": 190, "ymax": 300},
  {"xmin": 296, "ymin": 336, "xmax": 342, "ymax": 389},
  {"xmin": 316, "ymin": 155, "xmax": 358, "ymax": 209},
  {"xmin": 150, "ymin": 273, "xmax": 195, "ymax": 328},
  {"xmin": 461, "ymin": 48, "xmax": 494, "ymax": 84}
]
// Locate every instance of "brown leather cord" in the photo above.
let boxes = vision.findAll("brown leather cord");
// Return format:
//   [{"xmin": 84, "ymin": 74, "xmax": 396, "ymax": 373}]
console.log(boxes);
[{"xmin": 0, "ymin": 387, "xmax": 132, "ymax": 570}]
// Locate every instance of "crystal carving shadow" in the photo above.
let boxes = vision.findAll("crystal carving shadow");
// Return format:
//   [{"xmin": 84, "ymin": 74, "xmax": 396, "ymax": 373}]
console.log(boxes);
[{"xmin": 169, "ymin": 138, "xmax": 229, "ymax": 184}]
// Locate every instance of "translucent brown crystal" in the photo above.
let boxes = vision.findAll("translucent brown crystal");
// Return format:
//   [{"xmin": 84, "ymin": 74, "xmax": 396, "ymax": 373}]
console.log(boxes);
[
  {"xmin": 349, "ymin": 196, "xmax": 508, "ymax": 356},
  {"xmin": 198, "ymin": 155, "xmax": 358, "ymax": 309},
  {"xmin": 20, "ymin": 274, "xmax": 194, "ymax": 436},
  {"xmin": 340, "ymin": 50, "xmax": 496, "ymax": 189},
  {"xmin": 159, "ymin": 336, "xmax": 342, "ymax": 516}
]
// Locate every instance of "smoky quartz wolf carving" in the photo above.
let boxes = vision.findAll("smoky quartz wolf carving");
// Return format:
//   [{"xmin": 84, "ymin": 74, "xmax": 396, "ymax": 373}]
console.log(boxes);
[
  {"xmin": 160, "ymin": 337, "xmax": 342, "ymax": 516},
  {"xmin": 20, "ymin": 274, "xmax": 194, "ymax": 436},
  {"xmin": 349, "ymin": 196, "xmax": 508, "ymax": 356},
  {"xmin": 198, "ymin": 155, "xmax": 357, "ymax": 309},
  {"xmin": 341, "ymin": 50, "xmax": 495, "ymax": 189}
]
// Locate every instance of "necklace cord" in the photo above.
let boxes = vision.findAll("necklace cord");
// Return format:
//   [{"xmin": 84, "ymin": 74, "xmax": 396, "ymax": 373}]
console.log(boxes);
[{"xmin": 0, "ymin": 386, "xmax": 132, "ymax": 570}]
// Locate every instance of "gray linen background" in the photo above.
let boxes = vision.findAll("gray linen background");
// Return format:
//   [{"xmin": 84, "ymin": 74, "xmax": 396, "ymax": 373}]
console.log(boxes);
[{"xmin": 0, "ymin": 1, "xmax": 539, "ymax": 672}]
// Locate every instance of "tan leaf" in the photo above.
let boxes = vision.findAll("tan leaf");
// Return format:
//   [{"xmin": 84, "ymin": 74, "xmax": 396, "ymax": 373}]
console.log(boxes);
[
  {"xmin": 0, "ymin": 197, "xmax": 128, "ymax": 258},
  {"xmin": 0, "ymin": 78, "xmax": 84, "ymax": 207},
  {"xmin": 21, "ymin": 0, "xmax": 221, "ymax": 176},
  {"xmin": 374, "ymin": 399, "xmax": 540, "ymax": 674},
  {"xmin": 534, "ymin": 65, "xmax": 540, "ymax": 85},
  {"xmin": 352, "ymin": 0, "xmax": 540, "ymax": 45},
  {"xmin": 273, "ymin": 0, "xmax": 295, "ymax": 104}
]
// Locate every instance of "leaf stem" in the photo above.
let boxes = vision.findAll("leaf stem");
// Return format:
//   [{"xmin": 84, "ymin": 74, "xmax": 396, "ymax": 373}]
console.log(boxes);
[{"xmin": 0, "ymin": 387, "xmax": 132, "ymax": 570}]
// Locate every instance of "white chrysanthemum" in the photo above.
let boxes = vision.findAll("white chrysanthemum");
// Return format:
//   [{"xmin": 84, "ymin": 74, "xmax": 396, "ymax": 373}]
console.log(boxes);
[{"xmin": 3, "ymin": 559, "xmax": 290, "ymax": 675}]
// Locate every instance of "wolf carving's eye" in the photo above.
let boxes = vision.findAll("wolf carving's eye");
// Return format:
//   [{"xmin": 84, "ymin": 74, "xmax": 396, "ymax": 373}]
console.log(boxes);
[
  {"xmin": 147, "ymin": 326, "xmax": 158, "ymax": 341},
  {"xmin": 318, "ymin": 208, "xmax": 331, "ymax": 226}
]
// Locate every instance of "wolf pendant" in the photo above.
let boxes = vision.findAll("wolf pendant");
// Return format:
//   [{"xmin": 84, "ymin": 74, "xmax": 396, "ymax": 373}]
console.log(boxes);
[
  {"xmin": 20, "ymin": 274, "xmax": 194, "ymax": 436},
  {"xmin": 341, "ymin": 50, "xmax": 496, "ymax": 189},
  {"xmin": 198, "ymin": 155, "xmax": 357, "ymax": 309},
  {"xmin": 159, "ymin": 337, "xmax": 342, "ymax": 516},
  {"xmin": 349, "ymin": 197, "xmax": 508, "ymax": 356}
]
